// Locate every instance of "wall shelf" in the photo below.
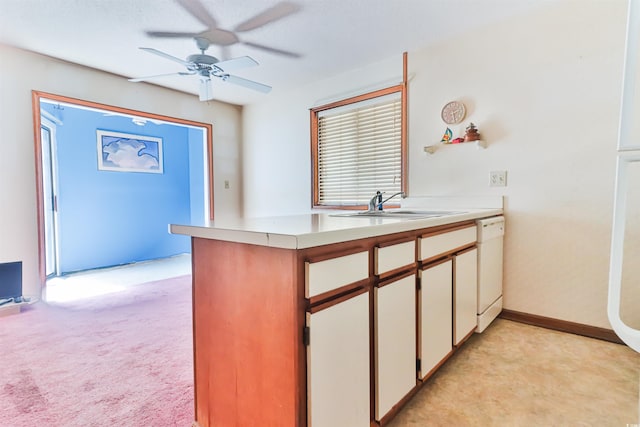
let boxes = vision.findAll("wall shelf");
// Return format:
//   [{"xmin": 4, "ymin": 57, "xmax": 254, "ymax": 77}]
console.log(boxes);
[{"xmin": 424, "ymin": 140, "xmax": 486, "ymax": 155}]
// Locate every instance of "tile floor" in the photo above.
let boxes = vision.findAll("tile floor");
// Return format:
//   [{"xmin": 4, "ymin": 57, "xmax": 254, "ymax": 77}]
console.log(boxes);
[{"xmin": 389, "ymin": 318, "xmax": 640, "ymax": 427}]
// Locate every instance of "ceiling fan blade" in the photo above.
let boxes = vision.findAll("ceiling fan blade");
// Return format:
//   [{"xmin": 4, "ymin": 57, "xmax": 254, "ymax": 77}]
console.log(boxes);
[
  {"xmin": 242, "ymin": 41, "xmax": 301, "ymax": 58},
  {"xmin": 222, "ymin": 74, "xmax": 272, "ymax": 93},
  {"xmin": 199, "ymin": 78, "xmax": 214, "ymax": 101},
  {"xmin": 145, "ymin": 31, "xmax": 200, "ymax": 38},
  {"xmin": 128, "ymin": 72, "xmax": 195, "ymax": 82},
  {"xmin": 215, "ymin": 56, "xmax": 258, "ymax": 72},
  {"xmin": 139, "ymin": 47, "xmax": 192, "ymax": 67},
  {"xmin": 233, "ymin": 2, "xmax": 300, "ymax": 32},
  {"xmin": 177, "ymin": 0, "xmax": 218, "ymax": 29}
]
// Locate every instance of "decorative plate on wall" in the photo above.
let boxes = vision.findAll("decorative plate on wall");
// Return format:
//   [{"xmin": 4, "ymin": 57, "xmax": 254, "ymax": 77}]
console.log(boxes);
[{"xmin": 441, "ymin": 101, "xmax": 466, "ymax": 124}]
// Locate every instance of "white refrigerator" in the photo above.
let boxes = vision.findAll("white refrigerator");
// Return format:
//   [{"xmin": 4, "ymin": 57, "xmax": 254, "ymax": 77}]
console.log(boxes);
[{"xmin": 609, "ymin": 0, "xmax": 640, "ymax": 354}]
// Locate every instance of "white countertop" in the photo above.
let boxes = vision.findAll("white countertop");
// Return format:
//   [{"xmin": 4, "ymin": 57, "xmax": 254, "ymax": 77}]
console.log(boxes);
[{"xmin": 170, "ymin": 207, "xmax": 503, "ymax": 250}]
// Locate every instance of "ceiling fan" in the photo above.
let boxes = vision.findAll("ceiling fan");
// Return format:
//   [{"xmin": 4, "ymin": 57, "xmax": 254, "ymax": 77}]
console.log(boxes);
[
  {"xmin": 128, "ymin": 37, "xmax": 271, "ymax": 101},
  {"xmin": 145, "ymin": 0, "xmax": 301, "ymax": 60}
]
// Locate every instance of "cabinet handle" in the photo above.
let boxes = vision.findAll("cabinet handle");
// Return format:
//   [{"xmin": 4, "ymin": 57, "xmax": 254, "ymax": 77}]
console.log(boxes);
[{"xmin": 303, "ymin": 326, "xmax": 310, "ymax": 346}]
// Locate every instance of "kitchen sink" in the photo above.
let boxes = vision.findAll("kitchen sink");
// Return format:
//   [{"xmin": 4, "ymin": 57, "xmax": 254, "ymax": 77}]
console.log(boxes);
[{"xmin": 330, "ymin": 210, "xmax": 465, "ymax": 219}]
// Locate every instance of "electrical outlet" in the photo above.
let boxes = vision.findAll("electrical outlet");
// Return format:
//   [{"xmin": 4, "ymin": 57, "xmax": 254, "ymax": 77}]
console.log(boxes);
[
  {"xmin": 490, "ymin": 171, "xmax": 507, "ymax": 187},
  {"xmin": 224, "ymin": 180, "xmax": 230, "ymax": 189}
]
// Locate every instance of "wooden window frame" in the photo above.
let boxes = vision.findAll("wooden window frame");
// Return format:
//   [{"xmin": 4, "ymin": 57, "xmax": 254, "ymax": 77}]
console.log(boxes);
[{"xmin": 310, "ymin": 54, "xmax": 408, "ymax": 210}]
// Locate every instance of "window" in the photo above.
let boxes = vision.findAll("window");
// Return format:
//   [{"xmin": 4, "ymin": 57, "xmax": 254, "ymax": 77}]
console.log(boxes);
[{"xmin": 311, "ymin": 85, "xmax": 406, "ymax": 208}]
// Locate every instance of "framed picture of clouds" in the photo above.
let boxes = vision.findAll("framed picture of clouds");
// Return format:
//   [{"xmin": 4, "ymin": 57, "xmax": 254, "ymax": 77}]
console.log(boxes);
[{"xmin": 96, "ymin": 130, "xmax": 163, "ymax": 174}]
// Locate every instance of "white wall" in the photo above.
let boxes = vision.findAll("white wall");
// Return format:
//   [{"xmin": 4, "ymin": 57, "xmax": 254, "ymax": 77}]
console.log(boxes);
[
  {"xmin": 0, "ymin": 44, "xmax": 243, "ymax": 298},
  {"xmin": 407, "ymin": 0, "xmax": 626, "ymax": 329},
  {"xmin": 243, "ymin": 55, "xmax": 404, "ymax": 217},
  {"xmin": 243, "ymin": 0, "xmax": 628, "ymax": 329}
]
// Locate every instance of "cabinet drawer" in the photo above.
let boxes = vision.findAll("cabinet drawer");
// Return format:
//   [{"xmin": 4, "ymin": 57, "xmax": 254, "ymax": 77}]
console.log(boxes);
[
  {"xmin": 375, "ymin": 240, "xmax": 415, "ymax": 275},
  {"xmin": 418, "ymin": 226, "xmax": 477, "ymax": 261},
  {"xmin": 306, "ymin": 251, "xmax": 369, "ymax": 298}
]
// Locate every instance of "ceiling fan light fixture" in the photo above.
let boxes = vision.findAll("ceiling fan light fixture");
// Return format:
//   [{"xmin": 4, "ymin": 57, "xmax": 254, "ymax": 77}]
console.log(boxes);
[
  {"xmin": 187, "ymin": 54, "xmax": 219, "ymax": 66},
  {"xmin": 199, "ymin": 78, "xmax": 214, "ymax": 102},
  {"xmin": 130, "ymin": 42, "xmax": 272, "ymax": 100}
]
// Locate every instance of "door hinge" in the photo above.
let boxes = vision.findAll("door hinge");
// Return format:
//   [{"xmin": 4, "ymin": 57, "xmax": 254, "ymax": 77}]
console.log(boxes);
[
  {"xmin": 303, "ymin": 326, "xmax": 310, "ymax": 346},
  {"xmin": 416, "ymin": 358, "xmax": 421, "ymax": 372}
]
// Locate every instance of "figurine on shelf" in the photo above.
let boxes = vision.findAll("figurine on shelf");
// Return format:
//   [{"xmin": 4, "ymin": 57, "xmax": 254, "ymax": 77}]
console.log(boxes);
[
  {"xmin": 464, "ymin": 122, "xmax": 480, "ymax": 142},
  {"xmin": 440, "ymin": 127, "xmax": 453, "ymax": 144}
]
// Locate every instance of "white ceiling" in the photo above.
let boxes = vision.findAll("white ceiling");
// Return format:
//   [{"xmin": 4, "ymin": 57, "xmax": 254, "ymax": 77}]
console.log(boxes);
[{"xmin": 0, "ymin": 0, "xmax": 545, "ymax": 106}]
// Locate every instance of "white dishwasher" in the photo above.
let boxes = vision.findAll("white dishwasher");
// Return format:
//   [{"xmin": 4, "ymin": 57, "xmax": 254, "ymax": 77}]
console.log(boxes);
[{"xmin": 476, "ymin": 216, "xmax": 504, "ymax": 333}]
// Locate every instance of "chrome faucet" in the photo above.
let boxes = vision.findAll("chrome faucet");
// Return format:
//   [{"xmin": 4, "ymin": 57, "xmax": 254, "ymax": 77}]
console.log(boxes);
[{"xmin": 368, "ymin": 191, "xmax": 405, "ymax": 212}]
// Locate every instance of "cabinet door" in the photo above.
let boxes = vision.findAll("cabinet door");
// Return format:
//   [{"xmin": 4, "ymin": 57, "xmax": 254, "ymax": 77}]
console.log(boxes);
[
  {"xmin": 375, "ymin": 274, "xmax": 416, "ymax": 421},
  {"xmin": 307, "ymin": 292, "xmax": 370, "ymax": 427},
  {"xmin": 454, "ymin": 248, "xmax": 478, "ymax": 345},
  {"xmin": 419, "ymin": 259, "xmax": 453, "ymax": 379}
]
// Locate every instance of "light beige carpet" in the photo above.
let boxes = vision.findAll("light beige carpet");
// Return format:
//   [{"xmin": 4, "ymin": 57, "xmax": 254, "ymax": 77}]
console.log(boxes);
[
  {"xmin": 389, "ymin": 319, "xmax": 640, "ymax": 427},
  {"xmin": 0, "ymin": 275, "xmax": 193, "ymax": 427}
]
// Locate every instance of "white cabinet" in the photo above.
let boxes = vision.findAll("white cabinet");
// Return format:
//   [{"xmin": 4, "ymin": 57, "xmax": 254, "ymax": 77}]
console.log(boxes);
[
  {"xmin": 306, "ymin": 221, "xmax": 481, "ymax": 426},
  {"xmin": 418, "ymin": 226, "xmax": 476, "ymax": 262},
  {"xmin": 418, "ymin": 225, "xmax": 477, "ymax": 347},
  {"xmin": 374, "ymin": 274, "xmax": 416, "ymax": 421},
  {"xmin": 374, "ymin": 240, "xmax": 415, "ymax": 275},
  {"xmin": 305, "ymin": 251, "xmax": 369, "ymax": 298},
  {"xmin": 418, "ymin": 259, "xmax": 453, "ymax": 379},
  {"xmin": 454, "ymin": 247, "xmax": 478, "ymax": 346},
  {"xmin": 307, "ymin": 291, "xmax": 370, "ymax": 427}
]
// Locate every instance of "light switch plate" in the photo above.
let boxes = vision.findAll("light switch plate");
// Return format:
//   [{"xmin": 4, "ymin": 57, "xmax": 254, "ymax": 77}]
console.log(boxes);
[{"xmin": 490, "ymin": 171, "xmax": 507, "ymax": 187}]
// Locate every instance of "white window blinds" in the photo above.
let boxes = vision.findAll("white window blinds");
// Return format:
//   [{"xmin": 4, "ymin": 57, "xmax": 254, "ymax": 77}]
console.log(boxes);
[{"xmin": 316, "ymin": 93, "xmax": 402, "ymax": 206}]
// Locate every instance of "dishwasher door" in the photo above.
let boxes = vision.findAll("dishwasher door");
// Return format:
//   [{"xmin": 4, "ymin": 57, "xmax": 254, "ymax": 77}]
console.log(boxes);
[{"xmin": 476, "ymin": 217, "xmax": 504, "ymax": 332}]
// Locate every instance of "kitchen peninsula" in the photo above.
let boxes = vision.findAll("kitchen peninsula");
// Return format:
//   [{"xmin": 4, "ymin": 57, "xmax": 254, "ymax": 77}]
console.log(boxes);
[{"xmin": 171, "ymin": 204, "xmax": 503, "ymax": 427}]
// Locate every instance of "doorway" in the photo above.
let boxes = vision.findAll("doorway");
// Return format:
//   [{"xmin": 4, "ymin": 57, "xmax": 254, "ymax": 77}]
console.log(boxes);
[
  {"xmin": 32, "ymin": 91, "xmax": 214, "ymax": 298},
  {"xmin": 40, "ymin": 114, "xmax": 61, "ymax": 277}
]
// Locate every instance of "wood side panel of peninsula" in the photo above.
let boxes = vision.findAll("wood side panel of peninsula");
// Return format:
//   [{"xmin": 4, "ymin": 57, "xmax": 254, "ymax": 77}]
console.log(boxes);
[{"xmin": 192, "ymin": 238, "xmax": 307, "ymax": 426}]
